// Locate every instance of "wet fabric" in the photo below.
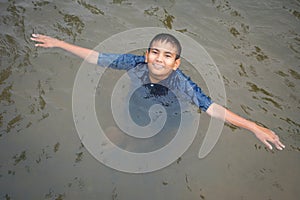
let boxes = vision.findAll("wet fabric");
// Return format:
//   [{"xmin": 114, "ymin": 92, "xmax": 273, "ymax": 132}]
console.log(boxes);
[{"xmin": 97, "ymin": 53, "xmax": 213, "ymax": 112}]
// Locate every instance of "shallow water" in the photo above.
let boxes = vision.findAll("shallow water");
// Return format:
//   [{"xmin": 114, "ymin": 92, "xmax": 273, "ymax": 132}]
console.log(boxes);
[{"xmin": 0, "ymin": 0, "xmax": 299, "ymax": 199}]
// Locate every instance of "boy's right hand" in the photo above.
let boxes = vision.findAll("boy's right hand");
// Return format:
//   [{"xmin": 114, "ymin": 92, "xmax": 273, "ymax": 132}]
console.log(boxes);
[{"xmin": 30, "ymin": 34, "xmax": 62, "ymax": 48}]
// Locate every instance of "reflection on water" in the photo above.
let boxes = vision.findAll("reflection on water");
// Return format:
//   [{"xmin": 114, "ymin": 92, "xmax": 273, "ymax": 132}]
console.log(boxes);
[{"xmin": 0, "ymin": 0, "xmax": 299, "ymax": 199}]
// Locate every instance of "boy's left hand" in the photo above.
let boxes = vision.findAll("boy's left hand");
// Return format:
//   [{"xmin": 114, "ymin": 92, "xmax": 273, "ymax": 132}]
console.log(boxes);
[{"xmin": 252, "ymin": 125, "xmax": 285, "ymax": 150}]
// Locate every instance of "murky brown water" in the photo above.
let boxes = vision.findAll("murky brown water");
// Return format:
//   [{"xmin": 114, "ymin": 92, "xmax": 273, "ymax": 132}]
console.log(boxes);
[{"xmin": 0, "ymin": 0, "xmax": 299, "ymax": 199}]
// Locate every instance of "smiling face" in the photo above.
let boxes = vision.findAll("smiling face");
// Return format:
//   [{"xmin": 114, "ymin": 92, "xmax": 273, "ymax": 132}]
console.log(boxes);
[{"xmin": 145, "ymin": 40, "xmax": 181, "ymax": 83}]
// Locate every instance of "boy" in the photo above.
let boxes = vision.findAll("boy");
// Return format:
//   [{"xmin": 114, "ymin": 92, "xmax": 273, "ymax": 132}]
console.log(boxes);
[{"xmin": 30, "ymin": 33, "xmax": 285, "ymax": 151}]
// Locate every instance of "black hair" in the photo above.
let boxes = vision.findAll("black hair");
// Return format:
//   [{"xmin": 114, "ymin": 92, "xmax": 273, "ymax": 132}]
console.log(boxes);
[{"xmin": 148, "ymin": 33, "xmax": 181, "ymax": 60}]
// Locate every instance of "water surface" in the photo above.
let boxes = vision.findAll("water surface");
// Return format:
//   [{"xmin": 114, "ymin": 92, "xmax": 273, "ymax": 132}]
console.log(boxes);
[{"xmin": 0, "ymin": 0, "xmax": 299, "ymax": 199}]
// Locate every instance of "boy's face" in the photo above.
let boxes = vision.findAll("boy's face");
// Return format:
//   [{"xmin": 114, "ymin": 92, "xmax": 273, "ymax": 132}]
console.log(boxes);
[{"xmin": 145, "ymin": 40, "xmax": 181, "ymax": 83}]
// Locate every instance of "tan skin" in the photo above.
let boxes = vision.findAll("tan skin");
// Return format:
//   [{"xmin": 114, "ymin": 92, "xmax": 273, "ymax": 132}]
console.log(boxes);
[
  {"xmin": 145, "ymin": 41, "xmax": 180, "ymax": 83},
  {"xmin": 31, "ymin": 34, "xmax": 285, "ymax": 151}
]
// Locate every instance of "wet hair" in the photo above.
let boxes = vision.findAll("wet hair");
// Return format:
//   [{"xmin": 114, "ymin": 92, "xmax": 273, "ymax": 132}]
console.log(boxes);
[{"xmin": 148, "ymin": 33, "xmax": 181, "ymax": 60}]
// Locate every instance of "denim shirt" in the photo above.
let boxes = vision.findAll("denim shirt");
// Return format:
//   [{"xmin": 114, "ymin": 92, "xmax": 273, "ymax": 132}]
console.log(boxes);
[{"xmin": 97, "ymin": 53, "xmax": 213, "ymax": 112}]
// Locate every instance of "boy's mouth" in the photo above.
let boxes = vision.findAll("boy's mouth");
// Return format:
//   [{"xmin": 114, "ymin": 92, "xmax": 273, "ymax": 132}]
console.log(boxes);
[{"xmin": 152, "ymin": 63, "xmax": 164, "ymax": 70}]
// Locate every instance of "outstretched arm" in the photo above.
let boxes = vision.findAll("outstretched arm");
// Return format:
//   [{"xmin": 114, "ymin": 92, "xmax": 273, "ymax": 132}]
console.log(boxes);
[
  {"xmin": 206, "ymin": 103, "xmax": 285, "ymax": 150},
  {"xmin": 30, "ymin": 34, "xmax": 99, "ymax": 64}
]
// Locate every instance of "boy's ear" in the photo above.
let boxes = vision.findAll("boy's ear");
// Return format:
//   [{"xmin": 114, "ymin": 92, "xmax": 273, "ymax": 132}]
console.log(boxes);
[
  {"xmin": 173, "ymin": 58, "xmax": 181, "ymax": 70},
  {"xmin": 145, "ymin": 50, "xmax": 149, "ymax": 63}
]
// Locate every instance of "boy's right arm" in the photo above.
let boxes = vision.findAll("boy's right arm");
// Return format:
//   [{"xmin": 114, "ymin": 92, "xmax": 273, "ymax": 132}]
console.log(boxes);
[{"xmin": 30, "ymin": 34, "xmax": 99, "ymax": 64}]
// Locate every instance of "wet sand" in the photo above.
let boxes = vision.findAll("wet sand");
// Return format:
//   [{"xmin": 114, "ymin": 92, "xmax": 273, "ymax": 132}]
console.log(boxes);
[{"xmin": 0, "ymin": 0, "xmax": 299, "ymax": 199}]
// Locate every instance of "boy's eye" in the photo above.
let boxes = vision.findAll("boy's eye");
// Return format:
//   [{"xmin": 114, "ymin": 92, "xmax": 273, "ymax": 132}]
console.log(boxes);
[{"xmin": 150, "ymin": 48, "xmax": 157, "ymax": 53}]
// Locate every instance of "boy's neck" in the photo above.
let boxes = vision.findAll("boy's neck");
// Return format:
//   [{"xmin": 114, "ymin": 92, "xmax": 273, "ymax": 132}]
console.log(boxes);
[
  {"xmin": 149, "ymin": 75, "xmax": 161, "ymax": 83},
  {"xmin": 148, "ymin": 70, "xmax": 174, "ymax": 83},
  {"xmin": 149, "ymin": 74, "xmax": 172, "ymax": 84}
]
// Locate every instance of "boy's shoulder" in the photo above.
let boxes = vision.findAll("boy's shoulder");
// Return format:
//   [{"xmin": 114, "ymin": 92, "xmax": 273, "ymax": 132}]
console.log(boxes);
[{"xmin": 98, "ymin": 53, "xmax": 145, "ymax": 69}]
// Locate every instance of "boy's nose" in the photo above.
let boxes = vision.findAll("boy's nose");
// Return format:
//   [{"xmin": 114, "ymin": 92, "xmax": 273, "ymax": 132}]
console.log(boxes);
[{"xmin": 155, "ymin": 53, "xmax": 163, "ymax": 62}]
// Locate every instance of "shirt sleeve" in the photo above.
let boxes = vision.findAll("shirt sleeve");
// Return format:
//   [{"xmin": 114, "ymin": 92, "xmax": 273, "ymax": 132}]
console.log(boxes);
[
  {"xmin": 175, "ymin": 69, "xmax": 213, "ymax": 112},
  {"xmin": 97, "ymin": 53, "xmax": 145, "ymax": 70}
]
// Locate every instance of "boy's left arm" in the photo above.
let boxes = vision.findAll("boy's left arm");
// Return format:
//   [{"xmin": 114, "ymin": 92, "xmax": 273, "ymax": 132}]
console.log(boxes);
[{"xmin": 206, "ymin": 103, "xmax": 285, "ymax": 150}]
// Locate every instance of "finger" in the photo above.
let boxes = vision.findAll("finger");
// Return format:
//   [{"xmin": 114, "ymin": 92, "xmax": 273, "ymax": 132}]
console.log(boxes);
[
  {"xmin": 263, "ymin": 140, "xmax": 273, "ymax": 150},
  {"xmin": 30, "ymin": 37, "xmax": 44, "ymax": 43},
  {"xmin": 32, "ymin": 33, "xmax": 46, "ymax": 37},
  {"xmin": 273, "ymin": 134, "xmax": 279, "ymax": 140},
  {"xmin": 30, "ymin": 37, "xmax": 39, "ymax": 41},
  {"xmin": 275, "ymin": 144, "xmax": 283, "ymax": 151},
  {"xmin": 279, "ymin": 141, "xmax": 285, "ymax": 149},
  {"xmin": 32, "ymin": 33, "xmax": 44, "ymax": 38},
  {"xmin": 35, "ymin": 43, "xmax": 48, "ymax": 48},
  {"xmin": 37, "ymin": 34, "xmax": 50, "ymax": 39},
  {"xmin": 275, "ymin": 140, "xmax": 285, "ymax": 150},
  {"xmin": 271, "ymin": 135, "xmax": 285, "ymax": 150},
  {"xmin": 32, "ymin": 34, "xmax": 49, "ymax": 41}
]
